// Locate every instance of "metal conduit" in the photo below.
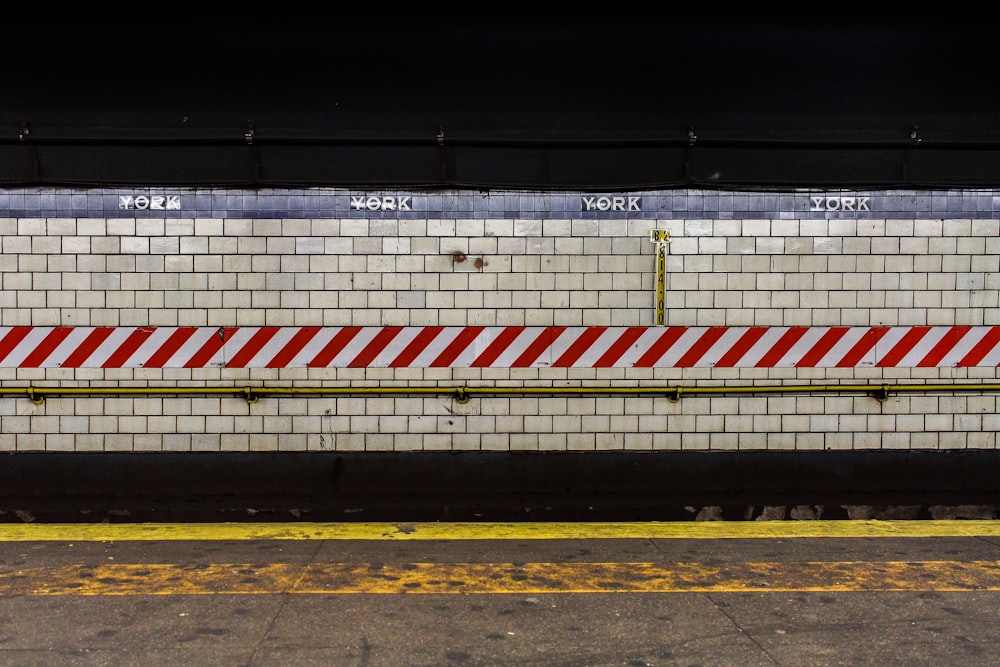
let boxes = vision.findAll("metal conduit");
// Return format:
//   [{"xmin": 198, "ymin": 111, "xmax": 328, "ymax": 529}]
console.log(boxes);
[{"xmin": 2, "ymin": 383, "xmax": 1000, "ymax": 405}]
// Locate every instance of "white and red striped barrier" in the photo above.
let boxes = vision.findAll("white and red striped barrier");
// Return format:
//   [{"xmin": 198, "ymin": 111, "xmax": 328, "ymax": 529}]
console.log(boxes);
[{"xmin": 0, "ymin": 325, "xmax": 998, "ymax": 369}]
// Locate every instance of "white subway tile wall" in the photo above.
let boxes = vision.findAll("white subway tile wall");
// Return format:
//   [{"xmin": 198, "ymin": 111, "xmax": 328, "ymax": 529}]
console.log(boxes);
[{"xmin": 0, "ymin": 188, "xmax": 998, "ymax": 451}]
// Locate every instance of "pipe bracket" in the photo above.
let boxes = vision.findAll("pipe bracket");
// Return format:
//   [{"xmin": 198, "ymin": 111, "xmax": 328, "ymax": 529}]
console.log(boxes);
[{"xmin": 871, "ymin": 385, "xmax": 891, "ymax": 402}]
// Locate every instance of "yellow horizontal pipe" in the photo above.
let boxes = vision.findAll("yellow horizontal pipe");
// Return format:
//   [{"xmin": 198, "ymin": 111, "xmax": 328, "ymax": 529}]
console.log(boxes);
[{"xmin": 1, "ymin": 382, "xmax": 999, "ymax": 404}]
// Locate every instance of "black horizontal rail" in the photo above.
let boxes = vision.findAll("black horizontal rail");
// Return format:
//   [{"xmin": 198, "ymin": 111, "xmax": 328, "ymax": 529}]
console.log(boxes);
[{"xmin": 4, "ymin": 126, "xmax": 1000, "ymax": 150}]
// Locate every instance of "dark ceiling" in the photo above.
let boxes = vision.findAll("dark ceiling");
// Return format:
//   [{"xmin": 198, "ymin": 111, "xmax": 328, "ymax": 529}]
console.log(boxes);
[{"xmin": 2, "ymin": 18, "xmax": 998, "ymax": 190}]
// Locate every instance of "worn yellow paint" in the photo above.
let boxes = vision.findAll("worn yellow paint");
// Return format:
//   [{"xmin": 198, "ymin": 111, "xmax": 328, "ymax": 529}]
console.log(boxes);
[
  {"xmin": 1, "ymin": 520, "xmax": 1000, "ymax": 542},
  {"xmin": 2, "ymin": 560, "xmax": 1000, "ymax": 596}
]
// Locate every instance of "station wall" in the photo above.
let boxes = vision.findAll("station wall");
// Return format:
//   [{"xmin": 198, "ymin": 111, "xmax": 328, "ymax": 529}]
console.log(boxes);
[{"xmin": 0, "ymin": 187, "xmax": 997, "ymax": 452}]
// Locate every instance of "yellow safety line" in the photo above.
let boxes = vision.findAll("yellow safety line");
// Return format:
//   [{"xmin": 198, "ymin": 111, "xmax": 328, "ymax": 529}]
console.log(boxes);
[
  {"xmin": 1, "ymin": 520, "xmax": 1000, "ymax": 542},
  {"xmin": 4, "ymin": 560, "xmax": 1000, "ymax": 595}
]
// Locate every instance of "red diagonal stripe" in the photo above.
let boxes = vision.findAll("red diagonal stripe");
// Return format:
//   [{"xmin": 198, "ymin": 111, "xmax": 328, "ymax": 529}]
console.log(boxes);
[
  {"xmin": 957, "ymin": 326, "xmax": 1000, "ymax": 367},
  {"xmin": 796, "ymin": 327, "xmax": 849, "ymax": 367},
  {"xmin": 61, "ymin": 327, "xmax": 115, "ymax": 367},
  {"xmin": 553, "ymin": 327, "xmax": 607, "ymax": 367},
  {"xmin": 837, "ymin": 327, "xmax": 889, "ymax": 367},
  {"xmin": 595, "ymin": 327, "xmax": 647, "ymax": 367},
  {"xmin": 0, "ymin": 327, "xmax": 33, "ymax": 363},
  {"xmin": 21, "ymin": 327, "xmax": 73, "ymax": 367},
  {"xmin": 675, "ymin": 327, "xmax": 728, "ymax": 367},
  {"xmin": 715, "ymin": 327, "xmax": 768, "ymax": 367},
  {"xmin": 226, "ymin": 327, "xmax": 280, "ymax": 368},
  {"xmin": 184, "ymin": 327, "xmax": 237, "ymax": 368},
  {"xmin": 633, "ymin": 327, "xmax": 687, "ymax": 367},
  {"xmin": 755, "ymin": 327, "xmax": 808, "ymax": 367},
  {"xmin": 391, "ymin": 326, "xmax": 444, "ymax": 367},
  {"xmin": 877, "ymin": 327, "xmax": 931, "ymax": 367},
  {"xmin": 349, "ymin": 327, "xmax": 403, "ymax": 368},
  {"xmin": 307, "ymin": 327, "xmax": 362, "ymax": 368},
  {"xmin": 471, "ymin": 327, "xmax": 526, "ymax": 367},
  {"xmin": 143, "ymin": 328, "xmax": 198, "ymax": 368},
  {"xmin": 513, "ymin": 327, "xmax": 565, "ymax": 367},
  {"xmin": 267, "ymin": 326, "xmax": 322, "ymax": 368},
  {"xmin": 431, "ymin": 327, "xmax": 485, "ymax": 367},
  {"xmin": 917, "ymin": 326, "xmax": 972, "ymax": 367},
  {"xmin": 103, "ymin": 327, "xmax": 156, "ymax": 368}
]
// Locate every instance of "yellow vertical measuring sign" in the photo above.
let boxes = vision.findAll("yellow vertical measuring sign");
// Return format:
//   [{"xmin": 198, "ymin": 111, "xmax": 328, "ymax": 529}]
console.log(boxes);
[{"xmin": 650, "ymin": 229, "xmax": 671, "ymax": 326}]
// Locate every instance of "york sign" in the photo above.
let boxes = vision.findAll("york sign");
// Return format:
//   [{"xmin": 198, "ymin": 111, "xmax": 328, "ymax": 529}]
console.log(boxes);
[
  {"xmin": 582, "ymin": 196, "xmax": 642, "ymax": 212},
  {"xmin": 350, "ymin": 196, "xmax": 412, "ymax": 211},
  {"xmin": 810, "ymin": 196, "xmax": 870, "ymax": 212},
  {"xmin": 119, "ymin": 195, "xmax": 181, "ymax": 210}
]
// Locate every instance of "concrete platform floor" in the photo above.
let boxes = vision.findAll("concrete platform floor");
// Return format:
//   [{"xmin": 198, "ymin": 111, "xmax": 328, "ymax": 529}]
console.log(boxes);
[{"xmin": 1, "ymin": 521, "xmax": 999, "ymax": 666}]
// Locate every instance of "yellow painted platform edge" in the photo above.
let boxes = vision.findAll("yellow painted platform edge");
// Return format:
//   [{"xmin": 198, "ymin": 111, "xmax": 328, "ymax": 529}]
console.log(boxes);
[
  {"xmin": 0, "ymin": 520, "xmax": 999, "ymax": 541},
  {"xmin": 9, "ymin": 560, "xmax": 1000, "ymax": 595}
]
